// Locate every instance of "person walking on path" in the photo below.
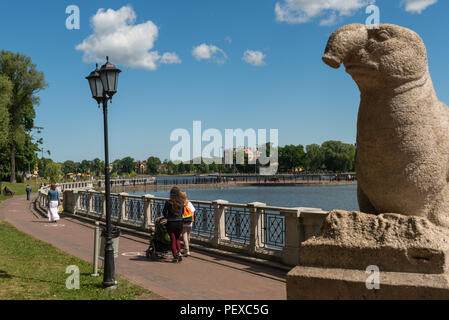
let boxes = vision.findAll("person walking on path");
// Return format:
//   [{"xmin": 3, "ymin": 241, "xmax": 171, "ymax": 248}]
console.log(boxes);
[
  {"xmin": 47, "ymin": 184, "xmax": 61, "ymax": 223},
  {"xmin": 180, "ymin": 191, "xmax": 195, "ymax": 257},
  {"xmin": 162, "ymin": 187, "xmax": 184, "ymax": 263},
  {"xmin": 26, "ymin": 184, "xmax": 32, "ymax": 201}
]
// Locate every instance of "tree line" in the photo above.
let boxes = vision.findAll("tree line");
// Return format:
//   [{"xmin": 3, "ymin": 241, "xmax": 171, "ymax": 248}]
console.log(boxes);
[{"xmin": 50, "ymin": 140, "xmax": 355, "ymax": 181}]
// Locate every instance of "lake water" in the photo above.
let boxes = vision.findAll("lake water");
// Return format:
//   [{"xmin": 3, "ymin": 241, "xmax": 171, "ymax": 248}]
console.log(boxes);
[{"xmin": 130, "ymin": 184, "xmax": 359, "ymax": 211}]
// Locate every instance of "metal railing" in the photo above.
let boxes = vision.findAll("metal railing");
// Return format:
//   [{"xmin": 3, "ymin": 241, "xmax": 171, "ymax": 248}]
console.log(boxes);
[{"xmin": 44, "ymin": 189, "xmax": 329, "ymax": 266}]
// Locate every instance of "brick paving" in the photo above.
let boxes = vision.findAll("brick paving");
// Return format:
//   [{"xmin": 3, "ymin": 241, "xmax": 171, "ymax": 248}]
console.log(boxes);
[{"xmin": 0, "ymin": 195, "xmax": 287, "ymax": 300}]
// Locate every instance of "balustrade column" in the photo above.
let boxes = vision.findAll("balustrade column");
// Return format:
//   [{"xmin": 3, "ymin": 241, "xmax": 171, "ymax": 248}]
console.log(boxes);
[
  {"xmin": 280, "ymin": 208, "xmax": 328, "ymax": 266},
  {"xmin": 143, "ymin": 194, "xmax": 155, "ymax": 230},
  {"xmin": 280, "ymin": 208, "xmax": 302, "ymax": 266},
  {"xmin": 119, "ymin": 193, "xmax": 128, "ymax": 223},
  {"xmin": 73, "ymin": 190, "xmax": 79, "ymax": 214},
  {"xmin": 87, "ymin": 191, "xmax": 94, "ymax": 215},
  {"xmin": 63, "ymin": 190, "xmax": 75, "ymax": 215},
  {"xmin": 248, "ymin": 202, "xmax": 266, "ymax": 254},
  {"xmin": 212, "ymin": 200, "xmax": 229, "ymax": 247},
  {"xmin": 101, "ymin": 191, "xmax": 107, "ymax": 218}
]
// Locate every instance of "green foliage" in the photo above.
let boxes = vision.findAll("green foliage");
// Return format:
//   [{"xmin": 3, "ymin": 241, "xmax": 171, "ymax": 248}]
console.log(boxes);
[
  {"xmin": 274, "ymin": 141, "xmax": 355, "ymax": 173},
  {"xmin": 47, "ymin": 162, "xmax": 62, "ymax": 183},
  {"xmin": 304, "ymin": 144, "xmax": 325, "ymax": 171},
  {"xmin": 0, "ymin": 221, "xmax": 159, "ymax": 300},
  {"xmin": 321, "ymin": 141, "xmax": 356, "ymax": 172},
  {"xmin": 146, "ymin": 157, "xmax": 161, "ymax": 175},
  {"xmin": 279, "ymin": 145, "xmax": 306, "ymax": 173},
  {"xmin": 0, "ymin": 74, "xmax": 12, "ymax": 148},
  {"xmin": 0, "ymin": 51, "xmax": 47, "ymax": 182}
]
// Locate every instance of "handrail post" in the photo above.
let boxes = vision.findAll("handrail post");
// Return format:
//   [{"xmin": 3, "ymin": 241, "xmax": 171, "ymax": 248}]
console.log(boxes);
[
  {"xmin": 87, "ymin": 190, "xmax": 94, "ymax": 215},
  {"xmin": 280, "ymin": 208, "xmax": 328, "ymax": 266},
  {"xmin": 280, "ymin": 208, "xmax": 301, "ymax": 266},
  {"xmin": 101, "ymin": 191, "xmax": 106, "ymax": 219},
  {"xmin": 143, "ymin": 194, "xmax": 155, "ymax": 230},
  {"xmin": 119, "ymin": 193, "xmax": 128, "ymax": 223},
  {"xmin": 212, "ymin": 200, "xmax": 229, "ymax": 247},
  {"xmin": 248, "ymin": 202, "xmax": 266, "ymax": 255}
]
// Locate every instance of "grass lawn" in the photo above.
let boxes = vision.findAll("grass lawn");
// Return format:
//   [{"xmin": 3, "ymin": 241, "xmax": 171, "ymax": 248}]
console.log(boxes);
[
  {"xmin": 0, "ymin": 219, "xmax": 164, "ymax": 300},
  {"xmin": 0, "ymin": 181, "xmax": 40, "ymax": 204}
]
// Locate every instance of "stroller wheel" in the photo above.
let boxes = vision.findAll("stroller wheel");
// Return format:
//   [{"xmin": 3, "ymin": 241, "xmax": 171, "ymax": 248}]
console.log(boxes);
[{"xmin": 146, "ymin": 247, "xmax": 157, "ymax": 260}]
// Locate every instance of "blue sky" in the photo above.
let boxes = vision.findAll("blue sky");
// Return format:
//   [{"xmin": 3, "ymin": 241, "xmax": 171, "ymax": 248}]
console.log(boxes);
[{"xmin": 1, "ymin": 0, "xmax": 448, "ymax": 162}]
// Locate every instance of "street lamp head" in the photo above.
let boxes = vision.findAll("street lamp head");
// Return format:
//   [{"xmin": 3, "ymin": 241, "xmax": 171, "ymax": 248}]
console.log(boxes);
[
  {"xmin": 86, "ymin": 64, "xmax": 104, "ymax": 104},
  {"xmin": 99, "ymin": 56, "xmax": 121, "ymax": 98}
]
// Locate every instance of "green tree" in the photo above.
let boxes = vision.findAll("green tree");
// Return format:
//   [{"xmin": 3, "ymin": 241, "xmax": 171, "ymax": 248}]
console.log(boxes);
[
  {"xmin": 0, "ymin": 51, "xmax": 47, "ymax": 182},
  {"xmin": 47, "ymin": 162, "xmax": 62, "ymax": 183},
  {"xmin": 197, "ymin": 159, "xmax": 209, "ymax": 174},
  {"xmin": 112, "ymin": 159, "xmax": 122, "ymax": 175},
  {"xmin": 146, "ymin": 157, "xmax": 161, "ymax": 175},
  {"xmin": 92, "ymin": 158, "xmax": 104, "ymax": 177},
  {"xmin": 80, "ymin": 160, "xmax": 92, "ymax": 174},
  {"xmin": 120, "ymin": 157, "xmax": 135, "ymax": 174},
  {"xmin": 62, "ymin": 160, "xmax": 76, "ymax": 175},
  {"xmin": 321, "ymin": 141, "xmax": 356, "ymax": 172},
  {"xmin": 166, "ymin": 161, "xmax": 178, "ymax": 175},
  {"xmin": 0, "ymin": 74, "xmax": 12, "ymax": 148},
  {"xmin": 279, "ymin": 145, "xmax": 305, "ymax": 173},
  {"xmin": 305, "ymin": 144, "xmax": 325, "ymax": 171},
  {"xmin": 209, "ymin": 162, "xmax": 218, "ymax": 173}
]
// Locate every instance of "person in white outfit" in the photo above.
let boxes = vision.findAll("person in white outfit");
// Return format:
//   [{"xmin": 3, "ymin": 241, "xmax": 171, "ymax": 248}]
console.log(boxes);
[
  {"xmin": 47, "ymin": 184, "xmax": 61, "ymax": 223},
  {"xmin": 180, "ymin": 191, "xmax": 195, "ymax": 256}
]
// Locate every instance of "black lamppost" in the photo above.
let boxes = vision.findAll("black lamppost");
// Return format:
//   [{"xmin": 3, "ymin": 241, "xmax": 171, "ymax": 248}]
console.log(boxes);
[{"xmin": 86, "ymin": 56, "xmax": 121, "ymax": 289}]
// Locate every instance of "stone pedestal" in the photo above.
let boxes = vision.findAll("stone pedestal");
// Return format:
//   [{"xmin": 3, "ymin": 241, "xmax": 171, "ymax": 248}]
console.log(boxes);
[{"xmin": 287, "ymin": 210, "xmax": 449, "ymax": 300}]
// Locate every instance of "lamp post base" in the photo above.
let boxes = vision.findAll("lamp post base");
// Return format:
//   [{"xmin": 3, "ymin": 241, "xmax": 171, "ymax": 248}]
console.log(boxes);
[{"xmin": 102, "ymin": 280, "xmax": 118, "ymax": 290}]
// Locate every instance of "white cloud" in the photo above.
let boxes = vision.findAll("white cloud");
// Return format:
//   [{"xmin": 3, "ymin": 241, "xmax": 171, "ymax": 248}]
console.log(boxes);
[
  {"xmin": 161, "ymin": 52, "xmax": 181, "ymax": 64},
  {"xmin": 225, "ymin": 36, "xmax": 232, "ymax": 44},
  {"xmin": 242, "ymin": 50, "xmax": 266, "ymax": 67},
  {"xmin": 192, "ymin": 43, "xmax": 227, "ymax": 64},
  {"xmin": 76, "ymin": 5, "xmax": 180, "ymax": 71},
  {"xmin": 275, "ymin": 0, "xmax": 437, "ymax": 25},
  {"xmin": 275, "ymin": 0, "xmax": 372, "ymax": 25},
  {"xmin": 319, "ymin": 12, "xmax": 339, "ymax": 26},
  {"xmin": 402, "ymin": 0, "xmax": 437, "ymax": 13}
]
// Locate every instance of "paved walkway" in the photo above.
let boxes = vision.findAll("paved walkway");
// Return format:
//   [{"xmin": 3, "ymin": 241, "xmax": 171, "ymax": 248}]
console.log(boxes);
[{"xmin": 0, "ymin": 195, "xmax": 287, "ymax": 300}]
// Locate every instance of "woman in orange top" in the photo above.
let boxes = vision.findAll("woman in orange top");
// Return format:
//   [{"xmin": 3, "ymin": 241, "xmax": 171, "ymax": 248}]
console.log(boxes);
[{"xmin": 180, "ymin": 191, "xmax": 195, "ymax": 257}]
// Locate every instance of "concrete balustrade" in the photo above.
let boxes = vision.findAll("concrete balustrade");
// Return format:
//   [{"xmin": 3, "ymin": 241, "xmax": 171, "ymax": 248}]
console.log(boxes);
[{"xmin": 32, "ymin": 188, "xmax": 330, "ymax": 267}]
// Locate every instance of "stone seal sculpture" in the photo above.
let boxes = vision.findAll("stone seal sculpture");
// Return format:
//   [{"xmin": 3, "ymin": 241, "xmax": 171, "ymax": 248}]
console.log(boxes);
[
  {"xmin": 286, "ymin": 23, "xmax": 449, "ymax": 300},
  {"xmin": 322, "ymin": 23, "xmax": 449, "ymax": 228}
]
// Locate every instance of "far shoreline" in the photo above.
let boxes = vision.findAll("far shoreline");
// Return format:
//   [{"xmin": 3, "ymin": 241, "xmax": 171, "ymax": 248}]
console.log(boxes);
[{"xmin": 102, "ymin": 180, "xmax": 357, "ymax": 193}]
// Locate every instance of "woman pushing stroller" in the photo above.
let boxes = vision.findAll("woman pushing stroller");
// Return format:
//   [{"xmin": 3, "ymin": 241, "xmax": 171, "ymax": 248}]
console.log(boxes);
[{"xmin": 162, "ymin": 187, "xmax": 185, "ymax": 263}]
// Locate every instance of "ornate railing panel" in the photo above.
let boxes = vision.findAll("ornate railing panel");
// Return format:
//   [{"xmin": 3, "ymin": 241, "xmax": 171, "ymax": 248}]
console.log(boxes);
[
  {"xmin": 191, "ymin": 202, "xmax": 215, "ymax": 238},
  {"xmin": 152, "ymin": 199, "xmax": 166, "ymax": 221},
  {"xmin": 225, "ymin": 206, "xmax": 250, "ymax": 244},
  {"xmin": 92, "ymin": 194, "xmax": 103, "ymax": 215},
  {"xmin": 78, "ymin": 193, "xmax": 89, "ymax": 212},
  {"xmin": 111, "ymin": 195, "xmax": 120, "ymax": 219},
  {"xmin": 261, "ymin": 210, "xmax": 285, "ymax": 249},
  {"xmin": 126, "ymin": 197, "xmax": 144, "ymax": 223}
]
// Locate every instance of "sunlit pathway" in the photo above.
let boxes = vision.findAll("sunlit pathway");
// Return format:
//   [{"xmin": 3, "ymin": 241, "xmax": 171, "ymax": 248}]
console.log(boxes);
[{"xmin": 0, "ymin": 195, "xmax": 287, "ymax": 300}]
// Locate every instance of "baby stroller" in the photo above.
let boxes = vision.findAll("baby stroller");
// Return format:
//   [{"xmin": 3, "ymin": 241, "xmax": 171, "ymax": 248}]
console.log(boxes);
[{"xmin": 146, "ymin": 216, "xmax": 172, "ymax": 260}]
